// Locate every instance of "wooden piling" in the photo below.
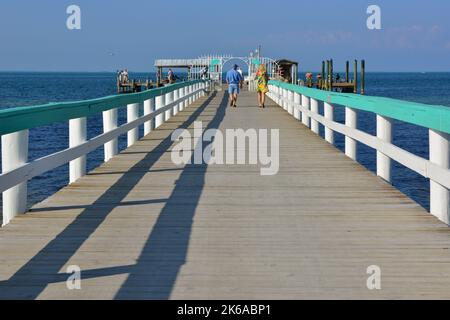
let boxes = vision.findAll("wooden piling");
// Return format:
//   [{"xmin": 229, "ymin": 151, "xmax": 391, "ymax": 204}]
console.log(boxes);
[
  {"xmin": 361, "ymin": 60, "xmax": 366, "ymax": 95},
  {"xmin": 330, "ymin": 59, "xmax": 334, "ymax": 91},
  {"xmin": 321, "ymin": 61, "xmax": 325, "ymax": 89},
  {"xmin": 346, "ymin": 61, "xmax": 349, "ymax": 83}
]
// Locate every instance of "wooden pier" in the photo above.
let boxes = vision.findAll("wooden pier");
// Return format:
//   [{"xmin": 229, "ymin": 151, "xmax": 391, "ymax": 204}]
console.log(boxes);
[
  {"xmin": 1, "ymin": 86, "xmax": 450, "ymax": 299},
  {"xmin": 0, "ymin": 72, "xmax": 449, "ymax": 299}
]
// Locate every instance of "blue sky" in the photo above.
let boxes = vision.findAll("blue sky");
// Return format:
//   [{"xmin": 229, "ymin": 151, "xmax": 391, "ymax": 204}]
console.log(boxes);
[{"xmin": 0, "ymin": 0, "xmax": 449, "ymax": 72}]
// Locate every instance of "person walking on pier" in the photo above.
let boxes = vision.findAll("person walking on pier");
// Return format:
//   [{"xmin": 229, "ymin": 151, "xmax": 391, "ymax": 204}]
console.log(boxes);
[
  {"xmin": 255, "ymin": 64, "xmax": 269, "ymax": 108},
  {"xmin": 226, "ymin": 64, "xmax": 243, "ymax": 108}
]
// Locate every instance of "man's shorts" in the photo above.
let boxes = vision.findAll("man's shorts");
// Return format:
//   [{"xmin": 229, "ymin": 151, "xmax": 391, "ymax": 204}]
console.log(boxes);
[{"xmin": 228, "ymin": 84, "xmax": 240, "ymax": 95}]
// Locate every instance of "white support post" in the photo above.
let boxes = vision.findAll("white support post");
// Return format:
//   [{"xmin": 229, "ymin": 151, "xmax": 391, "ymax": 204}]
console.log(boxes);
[
  {"xmin": 376, "ymin": 115, "xmax": 393, "ymax": 182},
  {"xmin": 165, "ymin": 91, "xmax": 174, "ymax": 120},
  {"xmin": 102, "ymin": 108, "xmax": 118, "ymax": 162},
  {"xmin": 2, "ymin": 130, "xmax": 29, "ymax": 226},
  {"xmin": 173, "ymin": 89, "xmax": 180, "ymax": 116},
  {"xmin": 69, "ymin": 117, "xmax": 87, "ymax": 183},
  {"xmin": 283, "ymin": 89, "xmax": 288, "ymax": 111},
  {"xmin": 278, "ymin": 88, "xmax": 283, "ymax": 108},
  {"xmin": 429, "ymin": 130, "xmax": 450, "ymax": 224},
  {"xmin": 301, "ymin": 95, "xmax": 310, "ymax": 128},
  {"xmin": 310, "ymin": 98, "xmax": 319, "ymax": 134},
  {"xmin": 270, "ymin": 85, "xmax": 275, "ymax": 104},
  {"xmin": 179, "ymin": 87, "xmax": 185, "ymax": 112},
  {"xmin": 293, "ymin": 92, "xmax": 301, "ymax": 120},
  {"xmin": 188, "ymin": 85, "xmax": 193, "ymax": 105},
  {"xmin": 155, "ymin": 94, "xmax": 165, "ymax": 129},
  {"xmin": 324, "ymin": 102, "xmax": 334, "ymax": 144},
  {"xmin": 185, "ymin": 85, "xmax": 190, "ymax": 108},
  {"xmin": 127, "ymin": 103, "xmax": 139, "ymax": 147},
  {"xmin": 288, "ymin": 90, "xmax": 294, "ymax": 115},
  {"xmin": 143, "ymin": 98, "xmax": 155, "ymax": 136},
  {"xmin": 276, "ymin": 86, "xmax": 281, "ymax": 106},
  {"xmin": 345, "ymin": 107, "xmax": 358, "ymax": 161}
]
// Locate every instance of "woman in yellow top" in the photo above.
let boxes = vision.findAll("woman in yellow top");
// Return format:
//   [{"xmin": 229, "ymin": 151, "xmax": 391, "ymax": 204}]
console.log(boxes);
[{"xmin": 255, "ymin": 64, "xmax": 269, "ymax": 108}]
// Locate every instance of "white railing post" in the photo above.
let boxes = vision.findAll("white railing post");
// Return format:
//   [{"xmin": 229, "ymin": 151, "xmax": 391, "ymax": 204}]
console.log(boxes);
[
  {"xmin": 155, "ymin": 94, "xmax": 165, "ymax": 129},
  {"xmin": 269, "ymin": 85, "xmax": 275, "ymax": 103},
  {"xmin": 173, "ymin": 88, "xmax": 180, "ymax": 116},
  {"xmin": 165, "ymin": 90, "xmax": 174, "ymax": 120},
  {"xmin": 288, "ymin": 90, "xmax": 294, "ymax": 115},
  {"xmin": 278, "ymin": 88, "xmax": 283, "ymax": 108},
  {"xmin": 345, "ymin": 107, "xmax": 358, "ymax": 161},
  {"xmin": 185, "ymin": 85, "xmax": 190, "ymax": 108},
  {"xmin": 69, "ymin": 117, "xmax": 87, "ymax": 183},
  {"xmin": 144, "ymin": 98, "xmax": 155, "ymax": 136},
  {"xmin": 188, "ymin": 85, "xmax": 193, "ymax": 105},
  {"xmin": 429, "ymin": 130, "xmax": 450, "ymax": 224},
  {"xmin": 293, "ymin": 92, "xmax": 301, "ymax": 120},
  {"xmin": 283, "ymin": 89, "xmax": 288, "ymax": 111},
  {"xmin": 310, "ymin": 98, "xmax": 320, "ymax": 134},
  {"xmin": 277, "ymin": 86, "xmax": 281, "ymax": 106},
  {"xmin": 301, "ymin": 95, "xmax": 310, "ymax": 128},
  {"xmin": 127, "ymin": 103, "xmax": 139, "ymax": 147},
  {"xmin": 179, "ymin": 87, "xmax": 185, "ymax": 112},
  {"xmin": 1, "ymin": 130, "xmax": 29, "ymax": 226},
  {"xmin": 324, "ymin": 102, "xmax": 334, "ymax": 144},
  {"xmin": 376, "ymin": 115, "xmax": 393, "ymax": 182},
  {"xmin": 102, "ymin": 108, "xmax": 118, "ymax": 162},
  {"xmin": 201, "ymin": 82, "xmax": 205, "ymax": 97}
]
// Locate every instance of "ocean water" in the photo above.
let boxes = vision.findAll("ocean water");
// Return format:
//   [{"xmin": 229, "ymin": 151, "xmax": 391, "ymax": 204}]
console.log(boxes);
[{"xmin": 0, "ymin": 72, "xmax": 449, "ymax": 213}]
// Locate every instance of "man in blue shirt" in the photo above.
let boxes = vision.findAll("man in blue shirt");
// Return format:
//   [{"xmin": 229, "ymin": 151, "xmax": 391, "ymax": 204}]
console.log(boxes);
[{"xmin": 226, "ymin": 64, "xmax": 243, "ymax": 107}]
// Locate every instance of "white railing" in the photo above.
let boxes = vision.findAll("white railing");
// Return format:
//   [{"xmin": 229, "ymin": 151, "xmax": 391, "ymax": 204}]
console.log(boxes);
[
  {"xmin": 0, "ymin": 81, "xmax": 211, "ymax": 226},
  {"xmin": 268, "ymin": 82, "xmax": 450, "ymax": 225}
]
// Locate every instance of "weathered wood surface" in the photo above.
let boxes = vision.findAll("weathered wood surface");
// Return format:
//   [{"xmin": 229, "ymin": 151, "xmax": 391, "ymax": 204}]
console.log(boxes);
[{"xmin": 1, "ymin": 90, "xmax": 450, "ymax": 300}]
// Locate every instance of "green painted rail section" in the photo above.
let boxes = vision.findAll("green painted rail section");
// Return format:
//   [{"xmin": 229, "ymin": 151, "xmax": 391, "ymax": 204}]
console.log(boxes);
[
  {"xmin": 269, "ymin": 80, "xmax": 450, "ymax": 134},
  {"xmin": 0, "ymin": 80, "xmax": 204, "ymax": 136}
]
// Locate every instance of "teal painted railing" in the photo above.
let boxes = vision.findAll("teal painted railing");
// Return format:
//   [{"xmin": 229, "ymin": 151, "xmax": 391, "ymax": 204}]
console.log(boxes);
[
  {"xmin": 0, "ymin": 80, "xmax": 203, "ymax": 136},
  {"xmin": 268, "ymin": 80, "xmax": 450, "ymax": 226},
  {"xmin": 0, "ymin": 80, "xmax": 209, "ymax": 226},
  {"xmin": 269, "ymin": 80, "xmax": 450, "ymax": 134}
]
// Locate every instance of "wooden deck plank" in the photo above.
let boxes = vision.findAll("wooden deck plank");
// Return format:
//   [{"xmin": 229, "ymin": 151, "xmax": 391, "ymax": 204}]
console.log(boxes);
[{"xmin": 1, "ymin": 89, "xmax": 450, "ymax": 300}]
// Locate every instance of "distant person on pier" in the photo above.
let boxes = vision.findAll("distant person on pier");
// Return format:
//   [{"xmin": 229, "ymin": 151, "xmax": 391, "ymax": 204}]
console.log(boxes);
[
  {"xmin": 237, "ymin": 67, "xmax": 244, "ymax": 88},
  {"xmin": 255, "ymin": 64, "xmax": 269, "ymax": 108},
  {"xmin": 168, "ymin": 69, "xmax": 175, "ymax": 84},
  {"xmin": 226, "ymin": 64, "xmax": 243, "ymax": 108}
]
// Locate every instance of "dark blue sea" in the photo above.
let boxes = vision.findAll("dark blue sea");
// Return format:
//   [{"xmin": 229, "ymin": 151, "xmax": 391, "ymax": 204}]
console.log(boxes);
[{"xmin": 0, "ymin": 72, "xmax": 450, "ymax": 213}]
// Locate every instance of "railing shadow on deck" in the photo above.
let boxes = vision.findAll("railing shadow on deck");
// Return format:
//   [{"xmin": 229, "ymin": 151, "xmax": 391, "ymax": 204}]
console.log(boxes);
[
  {"xmin": 0, "ymin": 91, "xmax": 227, "ymax": 299},
  {"xmin": 115, "ymin": 91, "xmax": 228, "ymax": 299}
]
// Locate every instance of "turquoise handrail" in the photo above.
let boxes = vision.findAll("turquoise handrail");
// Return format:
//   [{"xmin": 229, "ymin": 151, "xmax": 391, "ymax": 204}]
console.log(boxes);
[
  {"xmin": 0, "ymin": 80, "xmax": 204, "ymax": 136},
  {"xmin": 269, "ymin": 80, "xmax": 450, "ymax": 134}
]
